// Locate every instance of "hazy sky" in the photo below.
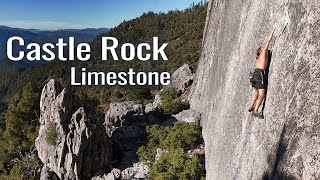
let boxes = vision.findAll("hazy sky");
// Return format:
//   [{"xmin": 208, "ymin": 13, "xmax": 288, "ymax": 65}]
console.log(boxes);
[{"xmin": 0, "ymin": 0, "xmax": 205, "ymax": 30}]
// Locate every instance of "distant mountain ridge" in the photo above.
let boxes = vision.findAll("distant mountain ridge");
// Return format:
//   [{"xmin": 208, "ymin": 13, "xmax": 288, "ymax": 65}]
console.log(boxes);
[
  {"xmin": 0, "ymin": 4, "xmax": 207, "ymax": 103},
  {"xmin": 0, "ymin": 26, "xmax": 110, "ymax": 66},
  {"xmin": 0, "ymin": 25, "xmax": 109, "ymax": 36}
]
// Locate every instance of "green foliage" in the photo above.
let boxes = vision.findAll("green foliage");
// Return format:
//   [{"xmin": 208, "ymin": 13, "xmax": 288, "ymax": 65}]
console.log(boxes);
[
  {"xmin": 126, "ymin": 87, "xmax": 153, "ymax": 104},
  {"xmin": 159, "ymin": 88, "xmax": 188, "ymax": 114},
  {"xmin": 0, "ymin": 155, "xmax": 41, "ymax": 180},
  {"xmin": 0, "ymin": 82, "xmax": 40, "ymax": 177},
  {"xmin": 45, "ymin": 123, "xmax": 57, "ymax": 146},
  {"xmin": 137, "ymin": 125, "xmax": 170, "ymax": 162},
  {"xmin": 137, "ymin": 122, "xmax": 205, "ymax": 179},
  {"xmin": 0, "ymin": 2, "xmax": 207, "ymax": 107},
  {"xmin": 0, "ymin": 140, "xmax": 12, "ymax": 175},
  {"xmin": 2, "ymin": 82, "xmax": 40, "ymax": 152},
  {"xmin": 149, "ymin": 148, "xmax": 205, "ymax": 180},
  {"xmin": 0, "ymin": 2, "xmax": 208, "ymax": 178},
  {"xmin": 162, "ymin": 122, "xmax": 203, "ymax": 150}
]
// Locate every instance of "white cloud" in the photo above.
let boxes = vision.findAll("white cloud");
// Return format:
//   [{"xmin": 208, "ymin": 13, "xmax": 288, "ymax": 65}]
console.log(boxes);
[{"xmin": 0, "ymin": 20, "xmax": 101, "ymax": 30}]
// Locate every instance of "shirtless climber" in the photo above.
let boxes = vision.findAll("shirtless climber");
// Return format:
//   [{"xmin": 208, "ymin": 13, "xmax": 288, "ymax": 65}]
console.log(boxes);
[{"xmin": 249, "ymin": 27, "xmax": 276, "ymax": 118}]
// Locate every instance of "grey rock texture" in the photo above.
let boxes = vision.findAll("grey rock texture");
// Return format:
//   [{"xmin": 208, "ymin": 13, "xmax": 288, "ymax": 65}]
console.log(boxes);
[
  {"xmin": 165, "ymin": 64, "xmax": 194, "ymax": 94},
  {"xmin": 121, "ymin": 162, "xmax": 149, "ymax": 179},
  {"xmin": 91, "ymin": 163, "xmax": 148, "ymax": 180},
  {"xmin": 174, "ymin": 109, "xmax": 201, "ymax": 124},
  {"xmin": 91, "ymin": 168, "xmax": 121, "ymax": 180},
  {"xmin": 189, "ymin": 0, "xmax": 320, "ymax": 179},
  {"xmin": 36, "ymin": 79, "xmax": 113, "ymax": 180},
  {"xmin": 111, "ymin": 120, "xmax": 149, "ymax": 168},
  {"xmin": 40, "ymin": 166, "xmax": 60, "ymax": 180},
  {"xmin": 145, "ymin": 92, "xmax": 162, "ymax": 114},
  {"xmin": 145, "ymin": 63, "xmax": 194, "ymax": 115},
  {"xmin": 105, "ymin": 101, "xmax": 144, "ymax": 136},
  {"xmin": 105, "ymin": 101, "xmax": 150, "ymax": 177},
  {"xmin": 145, "ymin": 92, "xmax": 162, "ymax": 123}
]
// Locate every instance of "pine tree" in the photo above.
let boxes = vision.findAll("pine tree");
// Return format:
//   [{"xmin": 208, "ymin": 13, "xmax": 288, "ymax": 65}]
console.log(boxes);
[{"xmin": 2, "ymin": 82, "xmax": 39, "ymax": 152}]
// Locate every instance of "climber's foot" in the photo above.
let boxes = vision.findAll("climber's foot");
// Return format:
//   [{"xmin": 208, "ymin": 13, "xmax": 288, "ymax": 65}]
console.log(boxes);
[
  {"xmin": 248, "ymin": 107, "xmax": 254, "ymax": 112},
  {"xmin": 252, "ymin": 111, "xmax": 264, "ymax": 119}
]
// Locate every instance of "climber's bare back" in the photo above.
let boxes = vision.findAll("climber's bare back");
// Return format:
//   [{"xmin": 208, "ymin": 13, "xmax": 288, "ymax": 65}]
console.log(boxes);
[{"xmin": 255, "ymin": 51, "xmax": 268, "ymax": 71}]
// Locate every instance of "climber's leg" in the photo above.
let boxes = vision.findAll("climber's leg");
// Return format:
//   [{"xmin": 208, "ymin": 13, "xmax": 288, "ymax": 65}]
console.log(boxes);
[
  {"xmin": 254, "ymin": 89, "xmax": 266, "ymax": 112},
  {"xmin": 249, "ymin": 88, "xmax": 258, "ymax": 111}
]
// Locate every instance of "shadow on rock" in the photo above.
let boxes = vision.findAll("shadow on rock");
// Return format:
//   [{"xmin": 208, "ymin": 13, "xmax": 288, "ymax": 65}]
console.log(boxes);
[{"xmin": 262, "ymin": 126, "xmax": 296, "ymax": 180}]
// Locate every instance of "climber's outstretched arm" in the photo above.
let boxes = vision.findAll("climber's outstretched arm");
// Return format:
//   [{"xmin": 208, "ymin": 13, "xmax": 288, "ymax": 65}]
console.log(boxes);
[{"xmin": 263, "ymin": 27, "xmax": 276, "ymax": 51}]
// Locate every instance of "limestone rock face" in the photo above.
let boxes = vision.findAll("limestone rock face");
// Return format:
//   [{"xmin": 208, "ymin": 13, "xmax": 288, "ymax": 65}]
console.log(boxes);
[
  {"xmin": 91, "ymin": 163, "xmax": 148, "ymax": 180},
  {"xmin": 91, "ymin": 168, "xmax": 121, "ymax": 180},
  {"xmin": 40, "ymin": 166, "xmax": 59, "ymax": 180},
  {"xmin": 145, "ymin": 92, "xmax": 162, "ymax": 114},
  {"xmin": 166, "ymin": 64, "xmax": 194, "ymax": 94},
  {"xmin": 104, "ymin": 100, "xmax": 149, "ymax": 173},
  {"xmin": 189, "ymin": 0, "xmax": 320, "ymax": 179},
  {"xmin": 36, "ymin": 79, "xmax": 113, "ymax": 180},
  {"xmin": 105, "ymin": 101, "xmax": 144, "ymax": 136},
  {"xmin": 121, "ymin": 162, "xmax": 149, "ymax": 179}
]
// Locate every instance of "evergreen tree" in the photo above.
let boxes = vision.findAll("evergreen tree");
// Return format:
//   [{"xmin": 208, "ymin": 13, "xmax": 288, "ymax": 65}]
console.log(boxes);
[{"xmin": 2, "ymin": 82, "xmax": 40, "ymax": 152}]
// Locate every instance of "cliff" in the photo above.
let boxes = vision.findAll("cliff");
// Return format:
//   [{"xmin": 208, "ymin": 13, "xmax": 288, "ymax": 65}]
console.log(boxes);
[
  {"xmin": 35, "ymin": 80, "xmax": 114, "ymax": 179},
  {"xmin": 189, "ymin": 0, "xmax": 320, "ymax": 179}
]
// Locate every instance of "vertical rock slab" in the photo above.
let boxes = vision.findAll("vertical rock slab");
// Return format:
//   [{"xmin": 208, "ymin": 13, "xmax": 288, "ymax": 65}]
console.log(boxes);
[
  {"xmin": 189, "ymin": 0, "xmax": 320, "ymax": 179},
  {"xmin": 36, "ymin": 79, "xmax": 113, "ymax": 179}
]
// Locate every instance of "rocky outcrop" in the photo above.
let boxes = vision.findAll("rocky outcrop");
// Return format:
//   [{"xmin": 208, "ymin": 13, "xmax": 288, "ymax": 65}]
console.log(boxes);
[
  {"xmin": 189, "ymin": 0, "xmax": 320, "ymax": 179},
  {"xmin": 121, "ymin": 162, "xmax": 149, "ymax": 179},
  {"xmin": 145, "ymin": 63, "xmax": 194, "ymax": 116},
  {"xmin": 91, "ymin": 168, "xmax": 121, "ymax": 180},
  {"xmin": 105, "ymin": 101, "xmax": 144, "ymax": 136},
  {"xmin": 104, "ymin": 101, "xmax": 150, "ymax": 178},
  {"xmin": 174, "ymin": 109, "xmax": 201, "ymax": 124},
  {"xmin": 91, "ymin": 163, "xmax": 148, "ymax": 180},
  {"xmin": 144, "ymin": 92, "xmax": 161, "ymax": 114},
  {"xmin": 165, "ymin": 64, "xmax": 194, "ymax": 94},
  {"xmin": 40, "ymin": 166, "xmax": 59, "ymax": 180},
  {"xmin": 35, "ymin": 79, "xmax": 113, "ymax": 180},
  {"xmin": 144, "ymin": 92, "xmax": 162, "ymax": 123}
]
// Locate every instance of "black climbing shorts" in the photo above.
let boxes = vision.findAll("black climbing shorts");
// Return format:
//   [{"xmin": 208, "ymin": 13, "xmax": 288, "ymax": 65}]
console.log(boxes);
[{"xmin": 250, "ymin": 68, "xmax": 267, "ymax": 89}]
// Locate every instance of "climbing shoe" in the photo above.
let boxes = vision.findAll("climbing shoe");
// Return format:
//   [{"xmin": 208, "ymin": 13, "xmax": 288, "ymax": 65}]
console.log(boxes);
[
  {"xmin": 252, "ymin": 111, "xmax": 264, "ymax": 119},
  {"xmin": 248, "ymin": 107, "xmax": 254, "ymax": 112}
]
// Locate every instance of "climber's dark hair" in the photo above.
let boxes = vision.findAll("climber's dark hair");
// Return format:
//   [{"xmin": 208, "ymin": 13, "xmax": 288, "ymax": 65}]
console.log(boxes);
[{"xmin": 256, "ymin": 47, "xmax": 262, "ymax": 59}]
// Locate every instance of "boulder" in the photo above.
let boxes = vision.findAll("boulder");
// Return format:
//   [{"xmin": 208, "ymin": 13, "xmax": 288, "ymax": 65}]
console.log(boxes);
[
  {"xmin": 174, "ymin": 109, "xmax": 201, "ymax": 124},
  {"xmin": 121, "ymin": 162, "xmax": 149, "ymax": 179},
  {"xmin": 166, "ymin": 64, "xmax": 194, "ymax": 94},
  {"xmin": 105, "ymin": 101, "xmax": 144, "ymax": 136},
  {"xmin": 145, "ymin": 64, "xmax": 194, "ymax": 115},
  {"xmin": 36, "ymin": 79, "xmax": 114, "ymax": 180},
  {"xmin": 91, "ymin": 163, "xmax": 148, "ymax": 180},
  {"xmin": 91, "ymin": 168, "xmax": 121, "ymax": 180}
]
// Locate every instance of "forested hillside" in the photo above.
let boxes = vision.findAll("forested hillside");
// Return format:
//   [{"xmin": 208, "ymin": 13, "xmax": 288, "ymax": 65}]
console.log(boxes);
[
  {"xmin": 0, "ymin": 2, "xmax": 207, "ymax": 105},
  {"xmin": 0, "ymin": 26, "xmax": 109, "ymax": 61},
  {"xmin": 0, "ymin": 2, "xmax": 207, "ymax": 178}
]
